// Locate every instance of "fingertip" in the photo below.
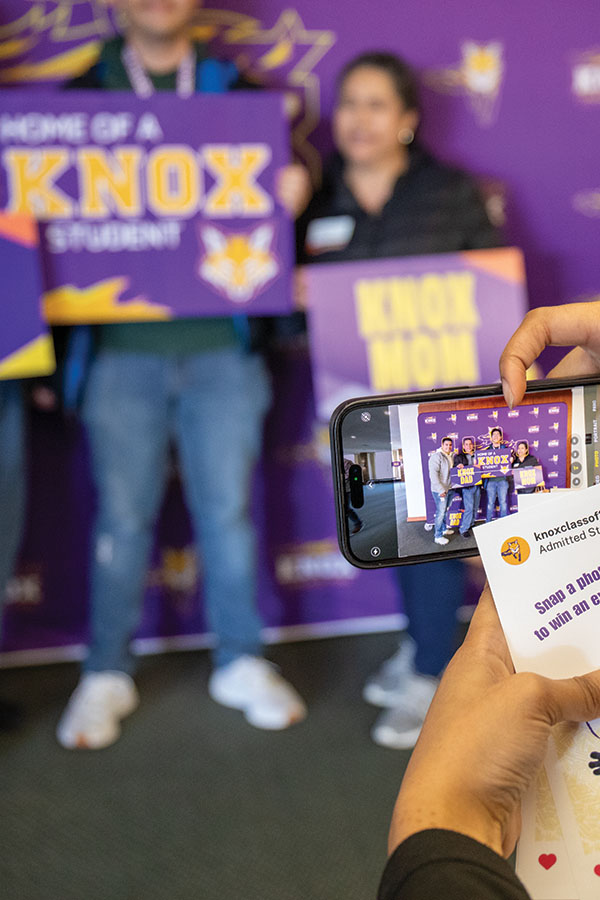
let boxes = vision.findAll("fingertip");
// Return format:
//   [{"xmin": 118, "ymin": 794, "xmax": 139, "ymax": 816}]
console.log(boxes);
[{"xmin": 501, "ymin": 377, "xmax": 514, "ymax": 410}]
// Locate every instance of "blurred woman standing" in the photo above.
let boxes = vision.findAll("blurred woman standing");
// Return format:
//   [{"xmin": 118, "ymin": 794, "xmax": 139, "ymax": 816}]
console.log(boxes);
[{"xmin": 298, "ymin": 52, "xmax": 500, "ymax": 748}]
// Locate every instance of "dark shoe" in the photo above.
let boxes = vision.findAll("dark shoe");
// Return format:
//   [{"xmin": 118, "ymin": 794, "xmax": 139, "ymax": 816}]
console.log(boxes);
[
  {"xmin": 461, "ymin": 529, "xmax": 473, "ymax": 539},
  {"xmin": 0, "ymin": 698, "xmax": 23, "ymax": 731}
]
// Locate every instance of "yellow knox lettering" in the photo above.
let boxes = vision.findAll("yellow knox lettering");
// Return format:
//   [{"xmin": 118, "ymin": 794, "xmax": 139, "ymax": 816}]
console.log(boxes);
[{"xmin": 203, "ymin": 144, "xmax": 272, "ymax": 216}]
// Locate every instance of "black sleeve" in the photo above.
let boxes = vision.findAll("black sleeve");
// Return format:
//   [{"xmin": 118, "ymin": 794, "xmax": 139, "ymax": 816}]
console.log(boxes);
[
  {"xmin": 63, "ymin": 65, "xmax": 103, "ymax": 90},
  {"xmin": 378, "ymin": 830, "xmax": 530, "ymax": 900}
]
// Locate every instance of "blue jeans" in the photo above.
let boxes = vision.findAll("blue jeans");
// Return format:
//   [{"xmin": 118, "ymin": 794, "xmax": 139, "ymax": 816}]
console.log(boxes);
[
  {"xmin": 0, "ymin": 381, "xmax": 25, "ymax": 628},
  {"xmin": 460, "ymin": 486, "xmax": 481, "ymax": 534},
  {"xmin": 82, "ymin": 347, "xmax": 271, "ymax": 673},
  {"xmin": 432, "ymin": 490, "xmax": 449, "ymax": 539},
  {"xmin": 485, "ymin": 478, "xmax": 509, "ymax": 522}
]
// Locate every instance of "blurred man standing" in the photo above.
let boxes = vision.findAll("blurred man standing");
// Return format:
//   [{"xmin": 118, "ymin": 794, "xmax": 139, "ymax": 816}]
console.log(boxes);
[{"xmin": 57, "ymin": 0, "xmax": 310, "ymax": 749}]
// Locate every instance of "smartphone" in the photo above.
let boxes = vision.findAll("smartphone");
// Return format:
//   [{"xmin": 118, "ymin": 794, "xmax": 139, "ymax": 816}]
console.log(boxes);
[{"xmin": 330, "ymin": 375, "xmax": 600, "ymax": 568}]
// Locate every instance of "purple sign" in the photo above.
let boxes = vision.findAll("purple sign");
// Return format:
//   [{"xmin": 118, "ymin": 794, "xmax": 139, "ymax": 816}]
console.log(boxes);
[
  {"xmin": 0, "ymin": 212, "xmax": 55, "ymax": 378},
  {"xmin": 450, "ymin": 466, "xmax": 483, "ymax": 489},
  {"xmin": 474, "ymin": 449, "xmax": 512, "ymax": 476},
  {"xmin": 0, "ymin": 91, "xmax": 293, "ymax": 321},
  {"xmin": 304, "ymin": 248, "xmax": 528, "ymax": 418},
  {"xmin": 512, "ymin": 466, "xmax": 544, "ymax": 490}
]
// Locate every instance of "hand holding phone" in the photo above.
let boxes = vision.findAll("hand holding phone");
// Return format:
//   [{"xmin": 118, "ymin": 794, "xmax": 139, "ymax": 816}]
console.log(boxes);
[{"xmin": 330, "ymin": 375, "xmax": 600, "ymax": 567}]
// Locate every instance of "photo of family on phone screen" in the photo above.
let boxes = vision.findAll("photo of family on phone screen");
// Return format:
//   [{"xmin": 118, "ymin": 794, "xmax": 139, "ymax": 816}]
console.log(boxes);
[{"xmin": 339, "ymin": 383, "xmax": 600, "ymax": 565}]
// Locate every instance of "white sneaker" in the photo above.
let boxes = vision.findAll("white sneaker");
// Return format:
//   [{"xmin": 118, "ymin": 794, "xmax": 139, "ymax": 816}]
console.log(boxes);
[
  {"xmin": 209, "ymin": 656, "xmax": 307, "ymax": 730},
  {"xmin": 57, "ymin": 671, "xmax": 139, "ymax": 750},
  {"xmin": 443, "ymin": 528, "xmax": 454, "ymax": 536},
  {"xmin": 363, "ymin": 637, "xmax": 416, "ymax": 707},
  {"xmin": 434, "ymin": 536, "xmax": 449, "ymax": 545},
  {"xmin": 371, "ymin": 672, "xmax": 439, "ymax": 749}
]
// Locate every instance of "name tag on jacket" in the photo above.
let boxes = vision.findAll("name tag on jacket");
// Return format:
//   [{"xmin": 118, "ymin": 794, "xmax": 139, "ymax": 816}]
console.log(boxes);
[{"xmin": 305, "ymin": 215, "xmax": 355, "ymax": 255}]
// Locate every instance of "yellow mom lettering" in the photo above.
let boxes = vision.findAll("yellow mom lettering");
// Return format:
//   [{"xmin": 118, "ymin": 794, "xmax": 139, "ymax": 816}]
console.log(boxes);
[{"xmin": 3, "ymin": 143, "xmax": 272, "ymax": 219}]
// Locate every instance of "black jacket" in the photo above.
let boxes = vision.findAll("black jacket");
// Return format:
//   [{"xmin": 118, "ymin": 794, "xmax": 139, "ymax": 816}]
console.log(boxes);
[
  {"xmin": 453, "ymin": 451, "xmax": 478, "ymax": 469},
  {"xmin": 297, "ymin": 147, "xmax": 500, "ymax": 264}
]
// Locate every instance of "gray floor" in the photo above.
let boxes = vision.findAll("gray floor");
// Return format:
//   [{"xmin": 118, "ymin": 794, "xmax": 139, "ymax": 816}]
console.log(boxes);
[
  {"xmin": 0, "ymin": 632, "xmax": 411, "ymax": 900},
  {"xmin": 349, "ymin": 482, "xmax": 478, "ymax": 562}
]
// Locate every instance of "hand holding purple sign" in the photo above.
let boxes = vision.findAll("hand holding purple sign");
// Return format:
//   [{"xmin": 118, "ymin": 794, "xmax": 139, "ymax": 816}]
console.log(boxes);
[
  {"xmin": 304, "ymin": 248, "xmax": 528, "ymax": 419},
  {"xmin": 0, "ymin": 211, "xmax": 55, "ymax": 378}
]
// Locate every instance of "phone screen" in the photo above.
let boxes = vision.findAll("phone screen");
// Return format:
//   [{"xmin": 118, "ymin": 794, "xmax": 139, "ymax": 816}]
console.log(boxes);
[{"xmin": 337, "ymin": 382, "xmax": 600, "ymax": 565}]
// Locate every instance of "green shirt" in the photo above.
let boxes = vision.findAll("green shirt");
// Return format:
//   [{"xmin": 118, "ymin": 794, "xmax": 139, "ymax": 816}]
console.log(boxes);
[{"xmin": 93, "ymin": 36, "xmax": 237, "ymax": 355}]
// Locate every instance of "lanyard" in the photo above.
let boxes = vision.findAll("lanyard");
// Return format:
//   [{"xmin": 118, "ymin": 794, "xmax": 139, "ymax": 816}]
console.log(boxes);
[{"xmin": 121, "ymin": 44, "xmax": 195, "ymax": 97}]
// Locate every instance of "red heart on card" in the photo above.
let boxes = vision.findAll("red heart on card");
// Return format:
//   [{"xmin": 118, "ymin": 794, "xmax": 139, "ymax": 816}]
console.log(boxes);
[
  {"xmin": 538, "ymin": 854, "xmax": 557, "ymax": 870},
  {"xmin": 594, "ymin": 865, "xmax": 600, "ymax": 876}
]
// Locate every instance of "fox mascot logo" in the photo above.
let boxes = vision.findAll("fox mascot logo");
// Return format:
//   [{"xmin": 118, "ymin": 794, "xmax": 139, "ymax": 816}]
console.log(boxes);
[
  {"xmin": 198, "ymin": 224, "xmax": 279, "ymax": 303},
  {"xmin": 500, "ymin": 536, "xmax": 530, "ymax": 566},
  {"xmin": 424, "ymin": 41, "xmax": 504, "ymax": 126},
  {"xmin": 461, "ymin": 42, "xmax": 503, "ymax": 99}
]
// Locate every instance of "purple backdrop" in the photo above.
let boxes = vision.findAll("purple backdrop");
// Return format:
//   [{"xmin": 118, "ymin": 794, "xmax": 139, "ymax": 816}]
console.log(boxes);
[
  {"xmin": 0, "ymin": 1, "xmax": 598, "ymax": 659},
  {"xmin": 418, "ymin": 399, "xmax": 570, "ymax": 525}
]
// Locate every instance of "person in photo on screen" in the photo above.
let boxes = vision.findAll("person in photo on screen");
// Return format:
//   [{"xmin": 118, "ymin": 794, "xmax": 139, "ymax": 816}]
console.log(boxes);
[
  {"xmin": 297, "ymin": 50, "xmax": 501, "ymax": 749},
  {"xmin": 428, "ymin": 437, "xmax": 455, "ymax": 546},
  {"xmin": 55, "ymin": 0, "xmax": 310, "ymax": 749},
  {"xmin": 483, "ymin": 427, "xmax": 511, "ymax": 521},
  {"xmin": 453, "ymin": 437, "xmax": 481, "ymax": 538},
  {"xmin": 511, "ymin": 440, "xmax": 541, "ymax": 495}
]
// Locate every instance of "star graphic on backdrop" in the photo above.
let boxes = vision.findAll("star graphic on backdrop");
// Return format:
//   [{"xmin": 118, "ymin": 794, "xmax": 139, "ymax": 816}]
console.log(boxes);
[
  {"xmin": 195, "ymin": 8, "xmax": 335, "ymax": 176},
  {"xmin": 0, "ymin": 1, "xmax": 112, "ymax": 42}
]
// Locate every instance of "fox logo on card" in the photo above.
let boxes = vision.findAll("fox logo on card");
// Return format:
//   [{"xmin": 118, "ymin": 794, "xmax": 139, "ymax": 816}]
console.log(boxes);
[{"xmin": 500, "ymin": 536, "xmax": 530, "ymax": 565}]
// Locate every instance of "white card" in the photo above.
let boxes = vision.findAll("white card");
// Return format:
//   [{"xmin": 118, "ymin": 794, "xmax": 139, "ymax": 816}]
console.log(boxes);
[
  {"xmin": 475, "ymin": 485, "xmax": 600, "ymax": 899},
  {"xmin": 517, "ymin": 754, "xmax": 576, "ymax": 899},
  {"xmin": 544, "ymin": 721, "xmax": 600, "ymax": 898},
  {"xmin": 475, "ymin": 483, "xmax": 600, "ymax": 680}
]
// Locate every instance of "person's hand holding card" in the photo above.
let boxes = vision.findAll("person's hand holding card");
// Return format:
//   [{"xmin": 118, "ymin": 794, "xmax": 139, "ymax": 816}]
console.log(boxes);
[{"xmin": 387, "ymin": 585, "xmax": 600, "ymax": 861}]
